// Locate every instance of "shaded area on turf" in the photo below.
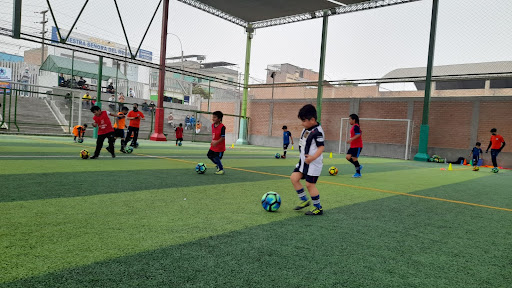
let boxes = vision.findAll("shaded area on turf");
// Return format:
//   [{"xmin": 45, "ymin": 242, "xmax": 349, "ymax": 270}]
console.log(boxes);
[
  {"xmin": 0, "ymin": 168, "xmax": 280, "ymax": 203},
  {"xmin": 3, "ymin": 192, "xmax": 510, "ymax": 288}
]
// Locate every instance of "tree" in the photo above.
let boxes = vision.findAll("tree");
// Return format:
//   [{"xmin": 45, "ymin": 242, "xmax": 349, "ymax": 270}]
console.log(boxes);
[{"xmin": 192, "ymin": 84, "xmax": 211, "ymax": 99}]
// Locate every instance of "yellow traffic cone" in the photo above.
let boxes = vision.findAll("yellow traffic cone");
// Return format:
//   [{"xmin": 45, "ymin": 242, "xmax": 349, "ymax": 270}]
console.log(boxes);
[
  {"xmin": 329, "ymin": 152, "xmax": 333, "ymax": 158},
  {"xmin": 231, "ymin": 144, "xmax": 234, "ymax": 149},
  {"xmin": 291, "ymin": 145, "xmax": 294, "ymax": 150},
  {"xmin": 448, "ymin": 163, "xmax": 453, "ymax": 171}
]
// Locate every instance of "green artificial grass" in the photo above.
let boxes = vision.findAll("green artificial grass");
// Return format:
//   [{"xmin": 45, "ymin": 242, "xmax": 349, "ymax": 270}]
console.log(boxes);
[{"xmin": 0, "ymin": 135, "xmax": 511, "ymax": 287}]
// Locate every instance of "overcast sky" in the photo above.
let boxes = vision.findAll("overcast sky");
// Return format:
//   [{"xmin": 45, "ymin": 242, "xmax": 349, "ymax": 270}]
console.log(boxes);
[{"xmin": 0, "ymin": 0, "xmax": 511, "ymax": 82}]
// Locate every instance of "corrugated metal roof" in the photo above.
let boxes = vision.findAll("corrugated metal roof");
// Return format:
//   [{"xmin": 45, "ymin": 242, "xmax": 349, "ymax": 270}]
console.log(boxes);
[{"xmin": 382, "ymin": 61, "xmax": 512, "ymax": 79}]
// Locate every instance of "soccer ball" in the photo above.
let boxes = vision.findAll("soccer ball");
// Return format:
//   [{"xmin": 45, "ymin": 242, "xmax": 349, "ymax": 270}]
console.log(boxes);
[
  {"xmin": 472, "ymin": 166, "xmax": 480, "ymax": 171},
  {"xmin": 195, "ymin": 162, "xmax": 207, "ymax": 174},
  {"xmin": 275, "ymin": 153, "xmax": 281, "ymax": 159},
  {"xmin": 329, "ymin": 166, "xmax": 338, "ymax": 176},
  {"xmin": 125, "ymin": 146, "xmax": 134, "ymax": 154},
  {"xmin": 77, "ymin": 138, "xmax": 83, "ymax": 143},
  {"xmin": 261, "ymin": 191, "xmax": 281, "ymax": 212},
  {"xmin": 80, "ymin": 149, "xmax": 90, "ymax": 159},
  {"xmin": 178, "ymin": 142, "xmax": 182, "ymax": 146},
  {"xmin": 492, "ymin": 167, "xmax": 499, "ymax": 173}
]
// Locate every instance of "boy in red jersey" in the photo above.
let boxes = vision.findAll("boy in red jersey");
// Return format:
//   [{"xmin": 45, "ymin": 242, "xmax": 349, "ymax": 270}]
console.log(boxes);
[
  {"xmin": 485, "ymin": 128, "xmax": 506, "ymax": 172},
  {"xmin": 346, "ymin": 114, "xmax": 363, "ymax": 178},
  {"xmin": 90, "ymin": 106, "xmax": 117, "ymax": 159},
  {"xmin": 175, "ymin": 123, "xmax": 184, "ymax": 146},
  {"xmin": 207, "ymin": 111, "xmax": 226, "ymax": 175}
]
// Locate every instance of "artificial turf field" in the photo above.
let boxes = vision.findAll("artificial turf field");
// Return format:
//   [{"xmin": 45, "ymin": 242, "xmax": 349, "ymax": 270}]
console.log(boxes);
[{"xmin": 0, "ymin": 134, "xmax": 511, "ymax": 287}]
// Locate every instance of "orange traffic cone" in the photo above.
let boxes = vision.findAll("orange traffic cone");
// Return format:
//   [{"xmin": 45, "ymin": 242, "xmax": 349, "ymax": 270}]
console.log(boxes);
[{"xmin": 463, "ymin": 159, "xmax": 467, "ymax": 165}]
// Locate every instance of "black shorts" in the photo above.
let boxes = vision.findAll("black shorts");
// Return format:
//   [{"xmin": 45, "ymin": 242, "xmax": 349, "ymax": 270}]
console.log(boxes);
[
  {"xmin": 283, "ymin": 143, "xmax": 289, "ymax": 150},
  {"xmin": 114, "ymin": 129, "xmax": 125, "ymax": 138},
  {"xmin": 177, "ymin": 137, "xmax": 183, "ymax": 141},
  {"xmin": 347, "ymin": 147, "xmax": 363, "ymax": 158},
  {"xmin": 207, "ymin": 149, "xmax": 224, "ymax": 159},
  {"xmin": 292, "ymin": 167, "xmax": 319, "ymax": 184}
]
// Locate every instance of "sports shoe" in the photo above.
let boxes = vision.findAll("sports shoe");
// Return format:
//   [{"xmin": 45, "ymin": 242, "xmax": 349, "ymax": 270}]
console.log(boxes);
[
  {"xmin": 215, "ymin": 170, "xmax": 225, "ymax": 175},
  {"xmin": 352, "ymin": 173, "xmax": 362, "ymax": 178},
  {"xmin": 293, "ymin": 200, "xmax": 311, "ymax": 210},
  {"xmin": 90, "ymin": 155, "xmax": 98, "ymax": 159},
  {"xmin": 120, "ymin": 148, "xmax": 126, "ymax": 153},
  {"xmin": 305, "ymin": 207, "xmax": 323, "ymax": 215},
  {"xmin": 281, "ymin": 155, "xmax": 286, "ymax": 159},
  {"xmin": 106, "ymin": 147, "xmax": 115, "ymax": 158}
]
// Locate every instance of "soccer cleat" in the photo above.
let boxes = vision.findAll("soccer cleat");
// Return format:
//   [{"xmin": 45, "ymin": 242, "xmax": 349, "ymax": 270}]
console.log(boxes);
[
  {"xmin": 215, "ymin": 170, "xmax": 225, "ymax": 175},
  {"xmin": 106, "ymin": 147, "xmax": 115, "ymax": 158},
  {"xmin": 305, "ymin": 207, "xmax": 323, "ymax": 215},
  {"xmin": 293, "ymin": 200, "xmax": 311, "ymax": 210},
  {"xmin": 281, "ymin": 155, "xmax": 286, "ymax": 159},
  {"xmin": 120, "ymin": 148, "xmax": 126, "ymax": 153},
  {"xmin": 90, "ymin": 155, "xmax": 98, "ymax": 159},
  {"xmin": 352, "ymin": 173, "xmax": 362, "ymax": 178}
]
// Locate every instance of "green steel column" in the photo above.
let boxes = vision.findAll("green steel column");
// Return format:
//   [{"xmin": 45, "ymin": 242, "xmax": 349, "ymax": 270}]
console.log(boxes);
[
  {"xmin": 12, "ymin": 0, "xmax": 22, "ymax": 39},
  {"xmin": 0, "ymin": 88, "xmax": 6, "ymax": 128},
  {"xmin": 93, "ymin": 56, "xmax": 103, "ymax": 139},
  {"xmin": 414, "ymin": 0, "xmax": 439, "ymax": 162},
  {"xmin": 316, "ymin": 11, "xmax": 329, "ymax": 122},
  {"xmin": 236, "ymin": 24, "xmax": 253, "ymax": 145}
]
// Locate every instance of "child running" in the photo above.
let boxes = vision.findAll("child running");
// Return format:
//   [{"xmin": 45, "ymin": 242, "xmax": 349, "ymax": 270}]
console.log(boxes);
[
  {"xmin": 175, "ymin": 123, "xmax": 184, "ymax": 146},
  {"xmin": 291, "ymin": 104, "xmax": 325, "ymax": 216},
  {"xmin": 346, "ymin": 114, "xmax": 363, "ymax": 178},
  {"xmin": 281, "ymin": 125, "xmax": 294, "ymax": 159},
  {"xmin": 207, "ymin": 111, "xmax": 226, "ymax": 175},
  {"xmin": 89, "ymin": 106, "xmax": 116, "ymax": 159},
  {"xmin": 469, "ymin": 142, "xmax": 482, "ymax": 170},
  {"xmin": 113, "ymin": 106, "xmax": 128, "ymax": 153},
  {"xmin": 485, "ymin": 128, "xmax": 506, "ymax": 172}
]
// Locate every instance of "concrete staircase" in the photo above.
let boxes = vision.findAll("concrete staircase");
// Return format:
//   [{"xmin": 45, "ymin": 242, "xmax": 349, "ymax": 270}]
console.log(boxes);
[{"xmin": 0, "ymin": 95, "xmax": 65, "ymax": 135}]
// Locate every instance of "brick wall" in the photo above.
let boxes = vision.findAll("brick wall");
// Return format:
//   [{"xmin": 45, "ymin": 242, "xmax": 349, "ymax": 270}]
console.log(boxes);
[{"xmin": 209, "ymin": 96, "xmax": 512, "ymax": 166}]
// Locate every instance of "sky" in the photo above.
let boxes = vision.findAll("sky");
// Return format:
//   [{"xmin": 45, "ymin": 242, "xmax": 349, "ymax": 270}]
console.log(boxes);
[{"xmin": 0, "ymin": 0, "xmax": 511, "ymax": 82}]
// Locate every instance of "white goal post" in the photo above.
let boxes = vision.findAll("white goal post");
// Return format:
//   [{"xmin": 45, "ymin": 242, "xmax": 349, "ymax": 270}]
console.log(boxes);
[{"xmin": 339, "ymin": 118, "xmax": 413, "ymax": 160}]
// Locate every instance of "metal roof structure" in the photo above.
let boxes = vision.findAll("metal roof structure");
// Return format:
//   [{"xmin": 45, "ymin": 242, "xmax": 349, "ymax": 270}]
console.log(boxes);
[
  {"xmin": 40, "ymin": 55, "xmax": 127, "ymax": 80},
  {"xmin": 200, "ymin": 61, "xmax": 237, "ymax": 69},
  {"xmin": 382, "ymin": 61, "xmax": 512, "ymax": 79},
  {"xmin": 177, "ymin": 0, "xmax": 421, "ymax": 29}
]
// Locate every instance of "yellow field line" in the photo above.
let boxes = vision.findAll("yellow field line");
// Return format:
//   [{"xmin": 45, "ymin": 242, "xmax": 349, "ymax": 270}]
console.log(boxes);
[
  {"xmin": 146, "ymin": 154, "xmax": 512, "ymax": 213},
  {"xmin": 15, "ymin": 137, "xmax": 512, "ymax": 213}
]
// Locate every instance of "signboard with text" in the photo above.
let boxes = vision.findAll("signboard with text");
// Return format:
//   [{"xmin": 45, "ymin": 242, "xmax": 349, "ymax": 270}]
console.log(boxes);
[
  {"xmin": 0, "ymin": 67, "xmax": 12, "ymax": 93},
  {"xmin": 51, "ymin": 27, "xmax": 153, "ymax": 61}
]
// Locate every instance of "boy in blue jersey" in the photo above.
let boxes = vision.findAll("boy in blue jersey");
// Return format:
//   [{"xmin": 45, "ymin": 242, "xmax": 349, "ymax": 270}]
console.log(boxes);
[
  {"xmin": 469, "ymin": 142, "xmax": 482, "ymax": 168},
  {"xmin": 281, "ymin": 125, "xmax": 294, "ymax": 159}
]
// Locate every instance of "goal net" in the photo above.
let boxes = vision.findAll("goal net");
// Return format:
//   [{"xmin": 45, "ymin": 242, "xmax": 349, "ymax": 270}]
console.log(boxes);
[{"xmin": 339, "ymin": 118, "xmax": 413, "ymax": 160}]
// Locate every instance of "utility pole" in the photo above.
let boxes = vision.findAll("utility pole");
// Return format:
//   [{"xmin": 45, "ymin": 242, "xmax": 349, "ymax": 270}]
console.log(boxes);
[{"xmin": 38, "ymin": 10, "xmax": 48, "ymax": 65}]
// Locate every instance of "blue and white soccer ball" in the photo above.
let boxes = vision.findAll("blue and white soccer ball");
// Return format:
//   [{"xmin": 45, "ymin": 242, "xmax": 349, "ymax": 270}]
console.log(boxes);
[
  {"xmin": 195, "ymin": 163, "xmax": 207, "ymax": 174},
  {"xmin": 178, "ymin": 142, "xmax": 182, "ymax": 146},
  {"xmin": 261, "ymin": 191, "xmax": 281, "ymax": 212},
  {"xmin": 274, "ymin": 153, "xmax": 281, "ymax": 159}
]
